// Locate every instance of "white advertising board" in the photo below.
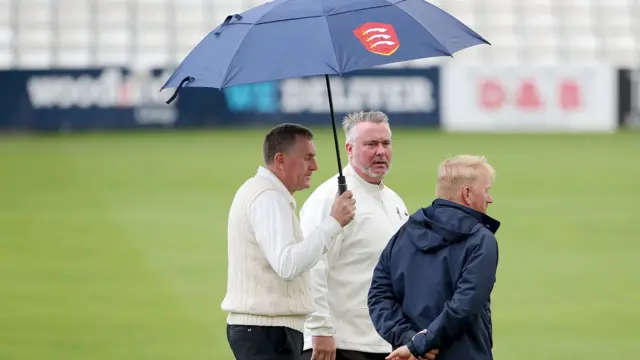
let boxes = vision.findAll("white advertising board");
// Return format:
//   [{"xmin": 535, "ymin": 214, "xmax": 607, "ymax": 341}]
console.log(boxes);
[{"xmin": 441, "ymin": 65, "xmax": 617, "ymax": 132}]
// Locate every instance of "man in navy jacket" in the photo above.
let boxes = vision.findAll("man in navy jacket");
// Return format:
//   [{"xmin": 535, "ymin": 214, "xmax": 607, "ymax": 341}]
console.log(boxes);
[{"xmin": 367, "ymin": 155, "xmax": 500, "ymax": 360}]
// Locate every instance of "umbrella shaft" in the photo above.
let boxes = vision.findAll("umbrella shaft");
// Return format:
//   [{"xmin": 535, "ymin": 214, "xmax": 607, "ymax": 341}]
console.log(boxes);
[{"xmin": 325, "ymin": 74, "xmax": 347, "ymax": 195}]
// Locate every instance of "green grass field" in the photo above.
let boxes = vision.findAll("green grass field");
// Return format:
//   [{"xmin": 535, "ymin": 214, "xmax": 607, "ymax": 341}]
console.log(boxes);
[{"xmin": 1, "ymin": 128, "xmax": 639, "ymax": 360}]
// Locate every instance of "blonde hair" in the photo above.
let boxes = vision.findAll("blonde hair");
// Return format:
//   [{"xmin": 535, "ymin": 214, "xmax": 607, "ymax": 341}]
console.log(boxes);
[
  {"xmin": 435, "ymin": 155, "xmax": 495, "ymax": 200},
  {"xmin": 342, "ymin": 111, "xmax": 389, "ymax": 143}
]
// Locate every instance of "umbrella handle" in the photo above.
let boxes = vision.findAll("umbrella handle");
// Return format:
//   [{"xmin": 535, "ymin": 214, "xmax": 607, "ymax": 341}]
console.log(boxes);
[{"xmin": 337, "ymin": 175, "xmax": 347, "ymax": 195}]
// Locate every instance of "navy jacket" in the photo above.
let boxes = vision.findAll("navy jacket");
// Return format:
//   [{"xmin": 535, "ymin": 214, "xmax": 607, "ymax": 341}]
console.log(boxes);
[{"xmin": 368, "ymin": 198, "xmax": 500, "ymax": 360}]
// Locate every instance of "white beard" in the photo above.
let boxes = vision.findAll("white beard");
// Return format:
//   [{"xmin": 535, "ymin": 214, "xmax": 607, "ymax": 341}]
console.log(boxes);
[{"xmin": 351, "ymin": 157, "xmax": 390, "ymax": 179}]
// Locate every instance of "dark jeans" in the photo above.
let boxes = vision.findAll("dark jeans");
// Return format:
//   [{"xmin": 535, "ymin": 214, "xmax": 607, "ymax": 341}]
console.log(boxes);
[
  {"xmin": 227, "ymin": 324, "xmax": 304, "ymax": 360},
  {"xmin": 300, "ymin": 349, "xmax": 388, "ymax": 360}
]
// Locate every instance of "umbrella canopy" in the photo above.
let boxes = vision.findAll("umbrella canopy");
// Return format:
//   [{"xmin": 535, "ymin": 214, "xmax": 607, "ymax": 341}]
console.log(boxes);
[{"xmin": 161, "ymin": 0, "xmax": 490, "ymax": 193}]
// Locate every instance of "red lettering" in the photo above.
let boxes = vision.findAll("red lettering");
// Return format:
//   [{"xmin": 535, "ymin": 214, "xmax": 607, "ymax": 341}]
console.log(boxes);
[
  {"xmin": 479, "ymin": 79, "xmax": 505, "ymax": 110},
  {"xmin": 559, "ymin": 79, "xmax": 581, "ymax": 110},
  {"xmin": 516, "ymin": 79, "xmax": 542, "ymax": 110},
  {"xmin": 118, "ymin": 85, "xmax": 129, "ymax": 107}
]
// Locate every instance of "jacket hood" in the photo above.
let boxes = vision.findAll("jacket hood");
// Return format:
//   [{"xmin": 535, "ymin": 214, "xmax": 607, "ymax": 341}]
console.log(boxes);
[{"xmin": 405, "ymin": 198, "xmax": 501, "ymax": 253}]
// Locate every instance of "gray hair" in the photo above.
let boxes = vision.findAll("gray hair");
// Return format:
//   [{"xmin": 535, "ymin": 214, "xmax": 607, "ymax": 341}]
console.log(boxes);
[{"xmin": 342, "ymin": 111, "xmax": 390, "ymax": 143}]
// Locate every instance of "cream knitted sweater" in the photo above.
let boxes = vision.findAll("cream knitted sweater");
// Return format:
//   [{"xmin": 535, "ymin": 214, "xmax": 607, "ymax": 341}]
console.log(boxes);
[{"xmin": 221, "ymin": 174, "xmax": 314, "ymax": 332}]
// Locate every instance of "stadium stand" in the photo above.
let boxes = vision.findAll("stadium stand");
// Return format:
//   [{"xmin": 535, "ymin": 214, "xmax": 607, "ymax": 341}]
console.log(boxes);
[{"xmin": 0, "ymin": 0, "xmax": 638, "ymax": 69}]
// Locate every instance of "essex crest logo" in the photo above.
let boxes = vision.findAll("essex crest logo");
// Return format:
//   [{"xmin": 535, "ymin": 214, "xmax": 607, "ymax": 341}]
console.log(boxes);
[{"xmin": 353, "ymin": 22, "xmax": 400, "ymax": 56}]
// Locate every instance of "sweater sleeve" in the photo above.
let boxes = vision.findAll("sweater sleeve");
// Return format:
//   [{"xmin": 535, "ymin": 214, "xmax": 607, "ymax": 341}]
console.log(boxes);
[{"xmin": 249, "ymin": 189, "xmax": 342, "ymax": 281}]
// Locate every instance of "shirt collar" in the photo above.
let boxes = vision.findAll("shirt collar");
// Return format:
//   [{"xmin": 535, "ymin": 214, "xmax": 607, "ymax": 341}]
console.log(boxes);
[
  {"xmin": 344, "ymin": 163, "xmax": 386, "ymax": 194},
  {"xmin": 256, "ymin": 166, "xmax": 296, "ymax": 208}
]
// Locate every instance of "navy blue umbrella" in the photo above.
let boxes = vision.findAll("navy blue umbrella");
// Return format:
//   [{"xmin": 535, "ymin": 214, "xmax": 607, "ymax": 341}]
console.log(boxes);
[{"xmin": 162, "ymin": 0, "xmax": 489, "ymax": 194}]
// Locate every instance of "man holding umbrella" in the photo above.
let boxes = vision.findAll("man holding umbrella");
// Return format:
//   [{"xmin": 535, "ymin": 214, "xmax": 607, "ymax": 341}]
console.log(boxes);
[
  {"xmin": 298, "ymin": 111, "xmax": 410, "ymax": 360},
  {"xmin": 222, "ymin": 123, "xmax": 357, "ymax": 360}
]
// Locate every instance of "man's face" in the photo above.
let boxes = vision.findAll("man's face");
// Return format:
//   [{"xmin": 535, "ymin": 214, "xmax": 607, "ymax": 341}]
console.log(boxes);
[
  {"xmin": 463, "ymin": 169, "xmax": 494, "ymax": 214},
  {"xmin": 281, "ymin": 136, "xmax": 318, "ymax": 192},
  {"xmin": 347, "ymin": 122, "xmax": 392, "ymax": 183}
]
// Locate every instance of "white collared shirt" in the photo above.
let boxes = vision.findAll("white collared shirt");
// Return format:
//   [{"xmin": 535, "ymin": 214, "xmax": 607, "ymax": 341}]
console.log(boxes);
[
  {"xmin": 249, "ymin": 166, "xmax": 343, "ymax": 281},
  {"xmin": 299, "ymin": 164, "xmax": 409, "ymax": 353}
]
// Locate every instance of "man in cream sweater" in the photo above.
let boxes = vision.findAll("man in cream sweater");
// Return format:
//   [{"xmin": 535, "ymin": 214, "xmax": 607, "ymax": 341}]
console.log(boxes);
[
  {"xmin": 221, "ymin": 123, "xmax": 357, "ymax": 360},
  {"xmin": 299, "ymin": 112, "xmax": 410, "ymax": 360}
]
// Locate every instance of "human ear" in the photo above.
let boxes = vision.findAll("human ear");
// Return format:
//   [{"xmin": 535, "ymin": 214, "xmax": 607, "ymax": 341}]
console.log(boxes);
[
  {"xmin": 345, "ymin": 142, "xmax": 353, "ymax": 157},
  {"xmin": 274, "ymin": 152, "xmax": 285, "ymax": 170},
  {"xmin": 462, "ymin": 185, "xmax": 472, "ymax": 205}
]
